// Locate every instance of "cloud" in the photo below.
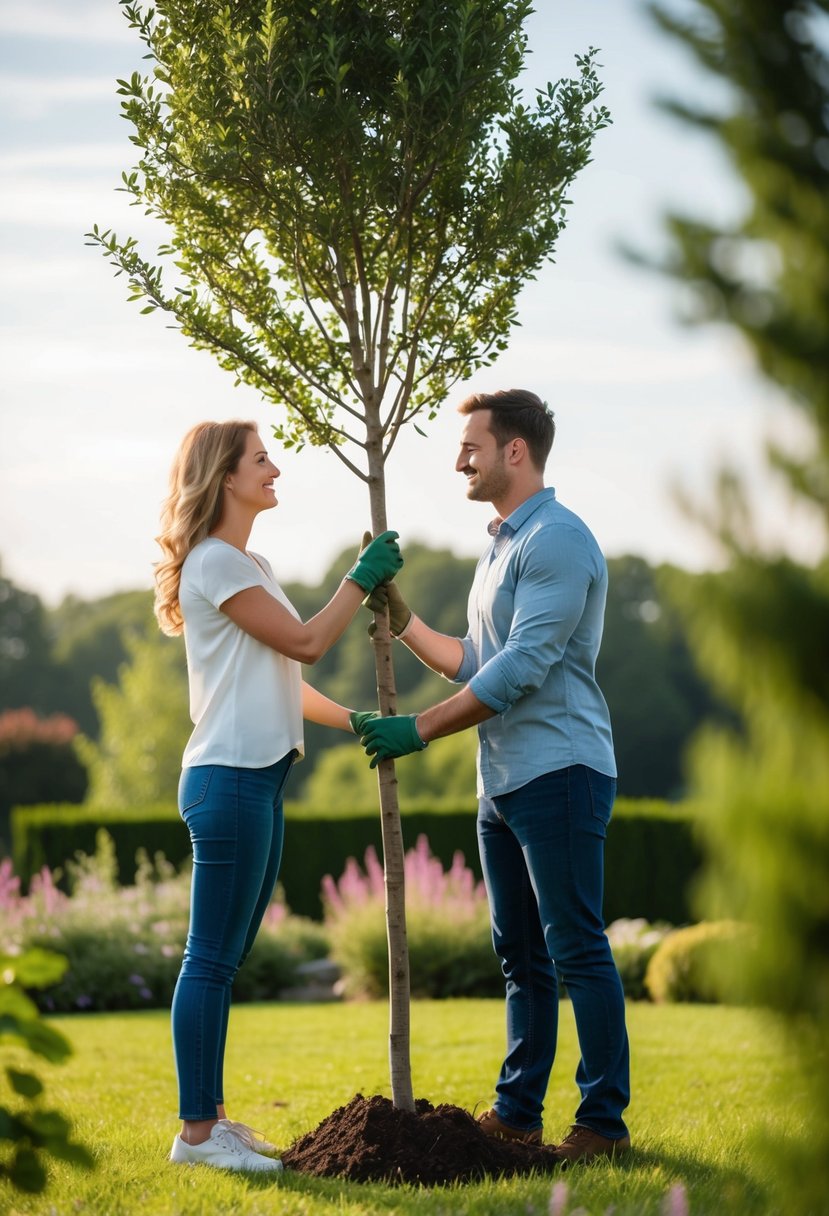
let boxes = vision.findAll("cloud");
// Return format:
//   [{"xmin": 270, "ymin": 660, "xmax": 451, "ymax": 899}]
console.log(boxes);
[
  {"xmin": 466, "ymin": 335, "xmax": 751, "ymax": 387},
  {"xmin": 0, "ymin": 172, "xmax": 162, "ymax": 234},
  {"xmin": 0, "ymin": 2, "xmax": 130, "ymax": 44},
  {"xmin": 0, "ymin": 143, "xmax": 130, "ymax": 172},
  {"xmin": 0, "ymin": 73, "xmax": 117, "ymax": 118}
]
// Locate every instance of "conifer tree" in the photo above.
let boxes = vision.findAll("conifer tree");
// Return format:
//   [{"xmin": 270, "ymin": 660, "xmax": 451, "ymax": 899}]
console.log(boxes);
[{"xmin": 648, "ymin": 2, "xmax": 829, "ymax": 1205}]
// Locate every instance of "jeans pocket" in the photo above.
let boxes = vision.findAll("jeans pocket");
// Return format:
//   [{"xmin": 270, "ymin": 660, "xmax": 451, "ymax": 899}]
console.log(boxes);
[
  {"xmin": 273, "ymin": 749, "xmax": 298, "ymax": 806},
  {"xmin": 179, "ymin": 766, "xmax": 214, "ymax": 816},
  {"xmin": 582, "ymin": 767, "xmax": 614, "ymax": 835}
]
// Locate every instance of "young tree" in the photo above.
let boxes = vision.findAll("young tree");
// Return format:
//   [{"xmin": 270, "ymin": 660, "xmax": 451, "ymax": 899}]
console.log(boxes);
[
  {"xmin": 88, "ymin": 0, "xmax": 609, "ymax": 1110},
  {"xmin": 646, "ymin": 1, "xmax": 829, "ymax": 1206}
]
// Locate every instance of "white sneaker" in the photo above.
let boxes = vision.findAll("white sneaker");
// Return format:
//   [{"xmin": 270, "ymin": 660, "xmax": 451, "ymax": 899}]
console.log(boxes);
[
  {"xmin": 218, "ymin": 1119, "xmax": 278, "ymax": 1156},
  {"xmin": 169, "ymin": 1124, "xmax": 284, "ymax": 1173}
]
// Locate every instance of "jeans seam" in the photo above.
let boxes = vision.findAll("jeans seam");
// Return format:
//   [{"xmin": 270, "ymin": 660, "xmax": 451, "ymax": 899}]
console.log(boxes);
[{"xmin": 512, "ymin": 857, "xmax": 535, "ymax": 1120}]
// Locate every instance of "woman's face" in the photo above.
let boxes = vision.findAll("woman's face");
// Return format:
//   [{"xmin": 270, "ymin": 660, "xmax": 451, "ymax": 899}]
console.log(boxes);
[{"xmin": 226, "ymin": 430, "xmax": 280, "ymax": 513}]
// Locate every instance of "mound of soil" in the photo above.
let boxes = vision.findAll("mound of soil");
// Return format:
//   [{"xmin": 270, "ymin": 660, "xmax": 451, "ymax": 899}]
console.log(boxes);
[{"xmin": 282, "ymin": 1093, "xmax": 560, "ymax": 1186}]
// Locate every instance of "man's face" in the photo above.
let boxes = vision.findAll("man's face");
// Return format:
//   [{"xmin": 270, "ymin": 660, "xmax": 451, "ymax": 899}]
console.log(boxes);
[{"xmin": 456, "ymin": 410, "xmax": 510, "ymax": 504}]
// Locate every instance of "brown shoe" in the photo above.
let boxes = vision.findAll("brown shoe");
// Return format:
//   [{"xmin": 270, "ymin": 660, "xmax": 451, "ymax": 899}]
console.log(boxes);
[
  {"xmin": 553, "ymin": 1124, "xmax": 631, "ymax": 1165},
  {"xmin": 476, "ymin": 1108, "xmax": 543, "ymax": 1145}
]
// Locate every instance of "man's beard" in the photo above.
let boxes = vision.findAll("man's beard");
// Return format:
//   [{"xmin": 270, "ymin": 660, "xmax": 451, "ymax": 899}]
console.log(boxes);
[{"xmin": 466, "ymin": 453, "xmax": 509, "ymax": 503}]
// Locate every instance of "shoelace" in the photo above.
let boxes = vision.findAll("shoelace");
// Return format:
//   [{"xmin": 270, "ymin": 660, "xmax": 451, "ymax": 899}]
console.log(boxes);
[
  {"xmin": 210, "ymin": 1128, "xmax": 247, "ymax": 1156},
  {"xmin": 559, "ymin": 1126, "xmax": 592, "ymax": 1147},
  {"xmin": 221, "ymin": 1120, "xmax": 273, "ymax": 1152}
]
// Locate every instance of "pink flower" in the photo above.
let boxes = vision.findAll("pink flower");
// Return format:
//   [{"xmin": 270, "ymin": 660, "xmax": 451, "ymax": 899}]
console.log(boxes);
[
  {"xmin": 323, "ymin": 836, "xmax": 487, "ymax": 925},
  {"xmin": 549, "ymin": 1180, "xmax": 570, "ymax": 1216},
  {"xmin": 662, "ymin": 1184, "xmax": 689, "ymax": 1216}
]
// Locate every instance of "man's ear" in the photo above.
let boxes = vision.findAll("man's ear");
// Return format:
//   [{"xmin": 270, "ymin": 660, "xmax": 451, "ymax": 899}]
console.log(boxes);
[{"xmin": 507, "ymin": 437, "xmax": 527, "ymax": 465}]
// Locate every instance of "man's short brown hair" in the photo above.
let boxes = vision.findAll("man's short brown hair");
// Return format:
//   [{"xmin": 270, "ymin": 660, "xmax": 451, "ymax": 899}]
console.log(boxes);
[{"xmin": 458, "ymin": 388, "xmax": 555, "ymax": 471}]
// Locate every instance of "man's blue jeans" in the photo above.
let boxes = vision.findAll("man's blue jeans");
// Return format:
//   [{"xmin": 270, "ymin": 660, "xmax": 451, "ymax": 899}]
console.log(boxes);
[
  {"xmin": 477, "ymin": 764, "xmax": 630, "ymax": 1140},
  {"xmin": 172, "ymin": 754, "xmax": 295, "ymax": 1120}
]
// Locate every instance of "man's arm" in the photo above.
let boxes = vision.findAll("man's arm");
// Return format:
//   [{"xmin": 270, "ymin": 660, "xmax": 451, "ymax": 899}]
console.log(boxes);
[
  {"xmin": 415, "ymin": 685, "xmax": 496, "ymax": 742},
  {"xmin": 400, "ymin": 616, "xmax": 466, "ymax": 681},
  {"xmin": 365, "ymin": 581, "xmax": 466, "ymax": 679},
  {"xmin": 357, "ymin": 686, "xmax": 495, "ymax": 766}
]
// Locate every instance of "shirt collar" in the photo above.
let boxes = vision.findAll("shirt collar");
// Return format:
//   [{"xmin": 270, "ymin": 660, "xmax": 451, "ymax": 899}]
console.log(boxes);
[{"xmin": 488, "ymin": 487, "xmax": 555, "ymax": 538}]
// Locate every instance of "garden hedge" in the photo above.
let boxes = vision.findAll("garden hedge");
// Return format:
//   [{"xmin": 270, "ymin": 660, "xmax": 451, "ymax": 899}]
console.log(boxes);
[{"xmin": 11, "ymin": 796, "xmax": 702, "ymax": 923}]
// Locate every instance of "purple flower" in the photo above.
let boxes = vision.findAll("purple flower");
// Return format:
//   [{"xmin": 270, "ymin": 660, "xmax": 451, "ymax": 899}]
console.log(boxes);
[
  {"xmin": 139, "ymin": 987, "xmax": 153, "ymax": 1000},
  {"xmin": 128, "ymin": 974, "xmax": 145, "ymax": 986},
  {"xmin": 75, "ymin": 995, "xmax": 93, "ymax": 1009}
]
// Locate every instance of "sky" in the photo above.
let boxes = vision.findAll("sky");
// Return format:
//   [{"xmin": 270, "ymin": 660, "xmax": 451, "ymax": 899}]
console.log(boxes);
[{"xmin": 0, "ymin": 0, "xmax": 820, "ymax": 606}]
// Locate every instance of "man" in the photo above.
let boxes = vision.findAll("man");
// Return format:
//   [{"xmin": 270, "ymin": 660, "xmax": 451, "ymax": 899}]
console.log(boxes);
[{"xmin": 354, "ymin": 388, "xmax": 630, "ymax": 1163}]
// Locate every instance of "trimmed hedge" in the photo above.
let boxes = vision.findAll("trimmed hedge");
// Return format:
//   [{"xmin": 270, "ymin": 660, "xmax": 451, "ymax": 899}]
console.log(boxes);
[{"xmin": 11, "ymin": 796, "xmax": 703, "ymax": 923}]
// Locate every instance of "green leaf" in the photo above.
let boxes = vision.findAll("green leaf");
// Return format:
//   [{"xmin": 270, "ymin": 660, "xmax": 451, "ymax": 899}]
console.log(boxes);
[
  {"xmin": 29, "ymin": 1109, "xmax": 72, "ymax": 1140},
  {"xmin": 1, "ymin": 948, "xmax": 68, "ymax": 990},
  {"xmin": 0, "ymin": 987, "xmax": 39, "ymax": 1022},
  {"xmin": 16, "ymin": 1019, "xmax": 72, "ymax": 1066},
  {"xmin": 40, "ymin": 1138, "xmax": 95, "ymax": 1169},
  {"xmin": 6, "ymin": 1069, "xmax": 44, "ymax": 1099},
  {"xmin": 0, "ymin": 1106, "xmax": 24, "ymax": 1142},
  {"xmin": 9, "ymin": 1146, "xmax": 47, "ymax": 1194}
]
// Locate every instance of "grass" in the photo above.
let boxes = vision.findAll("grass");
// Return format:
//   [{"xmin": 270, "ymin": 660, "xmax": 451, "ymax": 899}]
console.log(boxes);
[{"xmin": 1, "ymin": 999, "xmax": 800, "ymax": 1216}]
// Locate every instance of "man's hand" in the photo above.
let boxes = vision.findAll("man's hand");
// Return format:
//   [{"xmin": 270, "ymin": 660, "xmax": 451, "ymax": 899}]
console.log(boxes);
[
  {"xmin": 363, "ymin": 581, "xmax": 413, "ymax": 638},
  {"xmin": 346, "ymin": 531, "xmax": 403, "ymax": 593},
  {"xmin": 348, "ymin": 709, "xmax": 381, "ymax": 735},
  {"xmin": 359, "ymin": 715, "xmax": 428, "ymax": 769}
]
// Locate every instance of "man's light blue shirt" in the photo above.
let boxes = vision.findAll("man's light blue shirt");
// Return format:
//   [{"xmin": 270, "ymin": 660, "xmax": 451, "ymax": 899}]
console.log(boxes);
[{"xmin": 452, "ymin": 487, "xmax": 616, "ymax": 798}]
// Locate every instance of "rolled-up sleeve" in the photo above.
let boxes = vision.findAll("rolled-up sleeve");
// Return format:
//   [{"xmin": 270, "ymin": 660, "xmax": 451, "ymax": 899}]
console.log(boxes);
[
  {"xmin": 469, "ymin": 526, "xmax": 595, "ymax": 713},
  {"xmin": 452, "ymin": 635, "xmax": 480, "ymax": 684}
]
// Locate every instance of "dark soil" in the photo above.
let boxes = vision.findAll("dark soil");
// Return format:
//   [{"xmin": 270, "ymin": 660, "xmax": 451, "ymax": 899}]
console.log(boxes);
[{"xmin": 282, "ymin": 1093, "xmax": 560, "ymax": 1186}]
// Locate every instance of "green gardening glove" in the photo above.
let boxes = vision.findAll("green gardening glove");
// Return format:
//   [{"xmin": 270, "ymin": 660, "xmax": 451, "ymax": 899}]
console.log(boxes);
[
  {"xmin": 349, "ymin": 709, "xmax": 381, "ymax": 735},
  {"xmin": 363, "ymin": 580, "xmax": 413, "ymax": 638},
  {"xmin": 346, "ymin": 530, "xmax": 403, "ymax": 593},
  {"xmin": 360, "ymin": 715, "xmax": 428, "ymax": 769}
]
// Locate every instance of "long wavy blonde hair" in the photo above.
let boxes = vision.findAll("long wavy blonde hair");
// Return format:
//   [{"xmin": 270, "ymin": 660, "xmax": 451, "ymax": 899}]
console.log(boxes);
[{"xmin": 154, "ymin": 420, "xmax": 256, "ymax": 636}]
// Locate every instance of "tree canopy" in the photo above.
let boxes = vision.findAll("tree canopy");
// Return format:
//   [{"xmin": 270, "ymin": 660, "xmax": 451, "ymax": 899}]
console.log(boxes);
[{"xmin": 90, "ymin": 0, "xmax": 609, "ymax": 475}]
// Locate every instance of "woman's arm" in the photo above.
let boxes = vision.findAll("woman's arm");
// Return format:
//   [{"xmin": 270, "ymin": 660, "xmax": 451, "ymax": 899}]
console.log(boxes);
[
  {"xmin": 302, "ymin": 681, "xmax": 354, "ymax": 730},
  {"xmin": 221, "ymin": 579, "xmax": 364, "ymax": 665},
  {"xmin": 220, "ymin": 531, "xmax": 402, "ymax": 664}
]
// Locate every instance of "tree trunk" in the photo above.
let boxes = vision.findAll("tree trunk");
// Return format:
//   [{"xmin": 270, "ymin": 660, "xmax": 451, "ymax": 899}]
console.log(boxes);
[{"xmin": 365, "ymin": 428, "xmax": 414, "ymax": 1112}]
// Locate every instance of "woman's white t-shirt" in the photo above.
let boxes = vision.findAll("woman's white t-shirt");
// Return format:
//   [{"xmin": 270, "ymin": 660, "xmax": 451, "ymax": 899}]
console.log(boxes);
[{"xmin": 179, "ymin": 538, "xmax": 304, "ymax": 769}]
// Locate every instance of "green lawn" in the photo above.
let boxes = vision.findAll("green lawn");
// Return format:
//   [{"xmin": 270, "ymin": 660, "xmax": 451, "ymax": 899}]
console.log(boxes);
[{"xmin": 2, "ymin": 999, "xmax": 799, "ymax": 1215}]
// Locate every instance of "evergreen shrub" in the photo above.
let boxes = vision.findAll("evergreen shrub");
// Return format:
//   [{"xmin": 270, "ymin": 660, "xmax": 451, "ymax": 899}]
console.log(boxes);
[
  {"xmin": 12, "ymin": 796, "xmax": 703, "ymax": 924},
  {"xmin": 644, "ymin": 920, "xmax": 756, "ymax": 1004}
]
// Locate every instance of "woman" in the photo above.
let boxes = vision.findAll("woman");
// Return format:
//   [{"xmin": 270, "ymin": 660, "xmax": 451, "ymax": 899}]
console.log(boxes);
[{"xmin": 154, "ymin": 420, "xmax": 401, "ymax": 1173}]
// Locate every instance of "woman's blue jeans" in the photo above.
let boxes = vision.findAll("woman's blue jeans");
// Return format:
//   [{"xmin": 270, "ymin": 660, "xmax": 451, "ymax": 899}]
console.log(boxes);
[
  {"xmin": 477, "ymin": 764, "xmax": 630, "ymax": 1140},
  {"xmin": 172, "ymin": 754, "xmax": 295, "ymax": 1120}
]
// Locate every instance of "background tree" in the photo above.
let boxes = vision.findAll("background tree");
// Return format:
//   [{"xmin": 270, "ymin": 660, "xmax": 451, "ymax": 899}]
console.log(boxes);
[
  {"xmin": 0, "ymin": 711, "xmax": 87, "ymax": 855},
  {"xmin": 48, "ymin": 590, "xmax": 155, "ymax": 738},
  {"xmin": 76, "ymin": 625, "xmax": 189, "ymax": 809},
  {"xmin": 0, "ymin": 564, "xmax": 55, "ymax": 719},
  {"xmin": 646, "ymin": 1, "xmax": 829, "ymax": 1206},
  {"xmin": 89, "ymin": 0, "xmax": 609, "ymax": 1110},
  {"xmin": 598, "ymin": 555, "xmax": 730, "ymax": 798}
]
